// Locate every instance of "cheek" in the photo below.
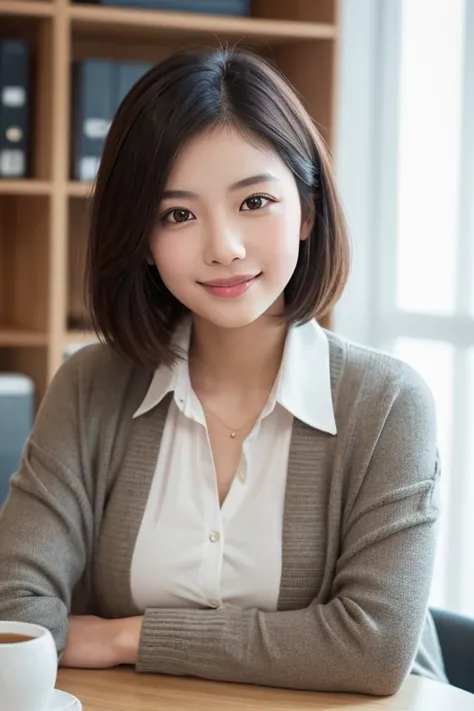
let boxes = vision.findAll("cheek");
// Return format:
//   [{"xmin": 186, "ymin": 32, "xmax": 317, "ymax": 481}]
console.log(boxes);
[
  {"xmin": 257, "ymin": 211, "xmax": 302, "ymax": 267},
  {"xmin": 150, "ymin": 232, "xmax": 192, "ymax": 283}
]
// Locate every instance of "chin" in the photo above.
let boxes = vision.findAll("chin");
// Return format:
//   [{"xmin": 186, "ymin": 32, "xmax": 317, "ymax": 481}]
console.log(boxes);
[{"xmin": 193, "ymin": 303, "xmax": 272, "ymax": 330}]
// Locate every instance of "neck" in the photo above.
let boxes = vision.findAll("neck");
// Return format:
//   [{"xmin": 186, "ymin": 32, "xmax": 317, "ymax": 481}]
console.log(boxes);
[{"xmin": 188, "ymin": 313, "xmax": 288, "ymax": 395}]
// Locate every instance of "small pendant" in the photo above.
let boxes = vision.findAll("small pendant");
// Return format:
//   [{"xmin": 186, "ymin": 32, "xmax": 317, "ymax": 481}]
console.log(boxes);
[{"xmin": 230, "ymin": 431, "xmax": 236, "ymax": 438}]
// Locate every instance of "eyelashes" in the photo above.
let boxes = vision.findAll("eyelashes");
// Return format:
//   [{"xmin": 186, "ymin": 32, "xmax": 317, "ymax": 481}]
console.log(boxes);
[
  {"xmin": 240, "ymin": 193, "xmax": 274, "ymax": 212},
  {"xmin": 160, "ymin": 207, "xmax": 193, "ymax": 225},
  {"xmin": 158, "ymin": 192, "xmax": 277, "ymax": 225}
]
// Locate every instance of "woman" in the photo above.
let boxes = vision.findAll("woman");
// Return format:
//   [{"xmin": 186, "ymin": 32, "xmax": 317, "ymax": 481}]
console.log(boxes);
[{"xmin": 0, "ymin": 47, "xmax": 447, "ymax": 695}]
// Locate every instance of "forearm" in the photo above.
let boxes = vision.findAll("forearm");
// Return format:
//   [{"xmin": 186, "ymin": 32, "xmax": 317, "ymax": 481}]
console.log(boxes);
[
  {"xmin": 60, "ymin": 615, "xmax": 143, "ymax": 669},
  {"xmin": 135, "ymin": 515, "xmax": 437, "ymax": 696},
  {"xmin": 136, "ymin": 603, "xmax": 401, "ymax": 694}
]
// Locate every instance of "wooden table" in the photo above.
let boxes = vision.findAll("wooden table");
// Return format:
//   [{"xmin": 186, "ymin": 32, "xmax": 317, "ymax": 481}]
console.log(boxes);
[{"xmin": 57, "ymin": 668, "xmax": 474, "ymax": 710}]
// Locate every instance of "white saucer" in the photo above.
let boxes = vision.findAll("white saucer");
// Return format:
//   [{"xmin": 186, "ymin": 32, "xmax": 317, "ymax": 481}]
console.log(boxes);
[{"xmin": 48, "ymin": 688, "xmax": 82, "ymax": 711}]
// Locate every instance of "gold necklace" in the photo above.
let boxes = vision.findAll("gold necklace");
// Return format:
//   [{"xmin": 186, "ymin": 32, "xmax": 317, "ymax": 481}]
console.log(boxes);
[{"xmin": 202, "ymin": 405, "xmax": 259, "ymax": 439}]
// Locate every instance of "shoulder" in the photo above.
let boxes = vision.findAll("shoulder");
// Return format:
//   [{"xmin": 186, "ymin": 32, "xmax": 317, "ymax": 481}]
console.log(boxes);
[
  {"xmin": 37, "ymin": 342, "xmax": 152, "ymax": 426},
  {"xmin": 325, "ymin": 329, "xmax": 436, "ymax": 431},
  {"xmin": 50, "ymin": 341, "xmax": 134, "ymax": 390},
  {"xmin": 56, "ymin": 341, "xmax": 137, "ymax": 384},
  {"xmin": 325, "ymin": 332, "xmax": 439, "ymax": 499}
]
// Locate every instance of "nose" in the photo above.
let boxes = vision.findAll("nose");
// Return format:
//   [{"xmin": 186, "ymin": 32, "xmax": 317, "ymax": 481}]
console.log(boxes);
[{"xmin": 203, "ymin": 218, "xmax": 246, "ymax": 266}]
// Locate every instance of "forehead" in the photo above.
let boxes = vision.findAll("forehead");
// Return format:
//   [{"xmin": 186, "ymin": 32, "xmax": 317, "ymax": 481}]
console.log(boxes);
[{"xmin": 164, "ymin": 125, "xmax": 292, "ymax": 190}]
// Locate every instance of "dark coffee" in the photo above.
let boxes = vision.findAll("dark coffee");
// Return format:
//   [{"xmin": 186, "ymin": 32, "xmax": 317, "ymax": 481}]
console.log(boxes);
[{"xmin": 0, "ymin": 633, "xmax": 34, "ymax": 644}]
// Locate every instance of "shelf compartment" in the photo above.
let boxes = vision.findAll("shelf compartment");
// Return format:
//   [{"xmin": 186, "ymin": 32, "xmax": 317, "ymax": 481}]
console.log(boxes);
[
  {"xmin": 0, "ymin": 15, "xmax": 54, "ymax": 180},
  {"xmin": 252, "ymin": 0, "xmax": 336, "ymax": 24},
  {"xmin": 67, "ymin": 196, "xmax": 92, "ymax": 333},
  {"xmin": 0, "ymin": 194, "xmax": 50, "ymax": 333},
  {"xmin": 271, "ymin": 40, "xmax": 337, "ymax": 146}
]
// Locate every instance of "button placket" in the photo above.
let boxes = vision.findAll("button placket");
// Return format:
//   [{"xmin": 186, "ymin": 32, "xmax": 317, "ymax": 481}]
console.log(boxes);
[
  {"xmin": 201, "ymin": 446, "xmax": 224, "ymax": 607},
  {"xmin": 236, "ymin": 452, "xmax": 247, "ymax": 484},
  {"xmin": 203, "ymin": 524, "xmax": 223, "ymax": 607}
]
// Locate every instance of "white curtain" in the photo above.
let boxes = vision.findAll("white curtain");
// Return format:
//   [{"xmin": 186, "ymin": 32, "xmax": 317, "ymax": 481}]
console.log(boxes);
[{"xmin": 335, "ymin": 0, "xmax": 474, "ymax": 616}]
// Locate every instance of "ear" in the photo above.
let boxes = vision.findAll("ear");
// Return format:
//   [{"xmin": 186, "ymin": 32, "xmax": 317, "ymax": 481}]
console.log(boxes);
[
  {"xmin": 300, "ymin": 217, "xmax": 313, "ymax": 242},
  {"xmin": 300, "ymin": 198, "xmax": 315, "ymax": 242}
]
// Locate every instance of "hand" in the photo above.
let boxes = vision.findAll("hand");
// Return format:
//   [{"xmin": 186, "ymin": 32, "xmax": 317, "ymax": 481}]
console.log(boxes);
[{"xmin": 60, "ymin": 615, "xmax": 144, "ymax": 669}]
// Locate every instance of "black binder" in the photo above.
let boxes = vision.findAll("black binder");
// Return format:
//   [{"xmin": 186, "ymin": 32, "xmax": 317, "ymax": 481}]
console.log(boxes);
[
  {"xmin": 0, "ymin": 40, "xmax": 30, "ymax": 179},
  {"xmin": 98, "ymin": 0, "xmax": 251, "ymax": 15},
  {"xmin": 72, "ymin": 0, "xmax": 251, "ymax": 15},
  {"xmin": 72, "ymin": 58, "xmax": 115, "ymax": 182},
  {"xmin": 114, "ymin": 60, "xmax": 152, "ymax": 114}
]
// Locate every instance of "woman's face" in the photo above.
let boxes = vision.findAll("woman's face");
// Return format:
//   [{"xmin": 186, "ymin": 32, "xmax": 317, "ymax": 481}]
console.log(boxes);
[{"xmin": 149, "ymin": 126, "xmax": 311, "ymax": 329}]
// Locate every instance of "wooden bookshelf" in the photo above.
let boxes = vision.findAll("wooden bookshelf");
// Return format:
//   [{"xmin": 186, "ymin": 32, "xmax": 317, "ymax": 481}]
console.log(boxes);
[
  {"xmin": 0, "ymin": 0, "xmax": 340, "ymax": 408},
  {"xmin": 0, "ymin": 180, "xmax": 52, "ymax": 195},
  {"xmin": 0, "ymin": 329, "xmax": 48, "ymax": 347},
  {"xmin": 70, "ymin": 3, "xmax": 336, "ymax": 43},
  {"xmin": 0, "ymin": 2, "xmax": 54, "ymax": 19},
  {"xmin": 67, "ymin": 180, "xmax": 93, "ymax": 197}
]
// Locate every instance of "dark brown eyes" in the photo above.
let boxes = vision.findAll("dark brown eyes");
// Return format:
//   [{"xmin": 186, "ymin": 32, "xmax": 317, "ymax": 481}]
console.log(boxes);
[{"xmin": 160, "ymin": 193, "xmax": 274, "ymax": 225}]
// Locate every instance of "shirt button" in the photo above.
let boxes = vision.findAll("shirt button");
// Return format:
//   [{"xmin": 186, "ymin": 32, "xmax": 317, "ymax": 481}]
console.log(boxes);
[
  {"xmin": 237, "ymin": 468, "xmax": 246, "ymax": 483},
  {"xmin": 208, "ymin": 599, "xmax": 220, "ymax": 608},
  {"xmin": 209, "ymin": 530, "xmax": 220, "ymax": 543}
]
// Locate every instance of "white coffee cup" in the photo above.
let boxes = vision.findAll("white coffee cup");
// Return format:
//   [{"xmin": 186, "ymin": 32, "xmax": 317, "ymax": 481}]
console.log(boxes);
[{"xmin": 0, "ymin": 620, "xmax": 58, "ymax": 711}]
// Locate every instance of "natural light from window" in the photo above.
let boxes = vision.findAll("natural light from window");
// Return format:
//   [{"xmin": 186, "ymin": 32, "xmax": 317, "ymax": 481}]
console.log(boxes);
[
  {"xmin": 396, "ymin": 0, "xmax": 465, "ymax": 315},
  {"xmin": 392, "ymin": 0, "xmax": 473, "ymax": 615}
]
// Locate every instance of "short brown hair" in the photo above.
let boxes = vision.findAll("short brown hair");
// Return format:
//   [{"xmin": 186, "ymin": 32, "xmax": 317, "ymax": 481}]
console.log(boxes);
[{"xmin": 86, "ymin": 47, "xmax": 350, "ymax": 370}]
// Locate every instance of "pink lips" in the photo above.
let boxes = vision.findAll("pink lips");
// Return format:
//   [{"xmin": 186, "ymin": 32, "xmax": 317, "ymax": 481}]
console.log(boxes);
[{"xmin": 199, "ymin": 273, "xmax": 261, "ymax": 298}]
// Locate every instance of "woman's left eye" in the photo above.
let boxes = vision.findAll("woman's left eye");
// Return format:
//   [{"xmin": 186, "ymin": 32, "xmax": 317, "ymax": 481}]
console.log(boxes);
[{"xmin": 240, "ymin": 194, "xmax": 274, "ymax": 211}]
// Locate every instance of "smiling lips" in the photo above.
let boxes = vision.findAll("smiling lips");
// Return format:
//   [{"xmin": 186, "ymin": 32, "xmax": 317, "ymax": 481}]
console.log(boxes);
[{"xmin": 199, "ymin": 273, "xmax": 261, "ymax": 298}]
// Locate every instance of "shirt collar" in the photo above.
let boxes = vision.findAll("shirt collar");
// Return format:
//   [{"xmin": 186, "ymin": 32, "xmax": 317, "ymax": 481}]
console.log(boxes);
[
  {"xmin": 133, "ymin": 318, "xmax": 337, "ymax": 435},
  {"xmin": 276, "ymin": 319, "xmax": 337, "ymax": 435},
  {"xmin": 132, "ymin": 320, "xmax": 191, "ymax": 419}
]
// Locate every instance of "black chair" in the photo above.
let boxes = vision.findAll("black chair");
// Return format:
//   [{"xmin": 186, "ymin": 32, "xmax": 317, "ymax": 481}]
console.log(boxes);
[{"xmin": 431, "ymin": 607, "xmax": 474, "ymax": 694}]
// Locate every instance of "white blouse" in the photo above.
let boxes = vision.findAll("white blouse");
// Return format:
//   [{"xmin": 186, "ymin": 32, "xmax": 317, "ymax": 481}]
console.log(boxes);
[{"xmin": 130, "ymin": 319, "xmax": 337, "ymax": 612}]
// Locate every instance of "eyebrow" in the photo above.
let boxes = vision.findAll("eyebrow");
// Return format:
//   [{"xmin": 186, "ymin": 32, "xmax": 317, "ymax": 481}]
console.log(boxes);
[{"xmin": 161, "ymin": 172, "xmax": 279, "ymax": 200}]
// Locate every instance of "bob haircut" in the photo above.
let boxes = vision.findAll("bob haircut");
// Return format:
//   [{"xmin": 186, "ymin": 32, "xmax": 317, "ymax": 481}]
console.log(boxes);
[{"xmin": 86, "ymin": 46, "xmax": 350, "ymax": 370}]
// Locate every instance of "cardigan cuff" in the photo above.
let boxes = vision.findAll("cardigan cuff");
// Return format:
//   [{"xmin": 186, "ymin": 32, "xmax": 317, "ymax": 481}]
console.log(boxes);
[{"xmin": 136, "ymin": 605, "xmax": 248, "ymax": 678}]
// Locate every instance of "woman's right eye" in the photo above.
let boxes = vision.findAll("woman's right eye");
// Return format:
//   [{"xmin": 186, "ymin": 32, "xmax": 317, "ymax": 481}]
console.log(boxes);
[{"xmin": 161, "ymin": 208, "xmax": 195, "ymax": 224}]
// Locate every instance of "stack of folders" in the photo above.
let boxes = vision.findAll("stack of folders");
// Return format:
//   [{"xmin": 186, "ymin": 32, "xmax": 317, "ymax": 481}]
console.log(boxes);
[
  {"xmin": 73, "ymin": 59, "xmax": 152, "ymax": 182},
  {"xmin": 73, "ymin": 0, "xmax": 251, "ymax": 16},
  {"xmin": 0, "ymin": 40, "xmax": 30, "ymax": 179}
]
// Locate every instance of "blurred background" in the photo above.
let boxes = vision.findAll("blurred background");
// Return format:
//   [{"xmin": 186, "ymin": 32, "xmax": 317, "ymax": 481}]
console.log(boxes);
[{"xmin": 0, "ymin": 0, "xmax": 472, "ymax": 619}]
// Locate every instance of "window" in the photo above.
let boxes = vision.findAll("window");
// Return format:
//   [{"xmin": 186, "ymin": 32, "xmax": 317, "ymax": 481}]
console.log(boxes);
[{"xmin": 335, "ymin": 0, "xmax": 474, "ymax": 615}]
